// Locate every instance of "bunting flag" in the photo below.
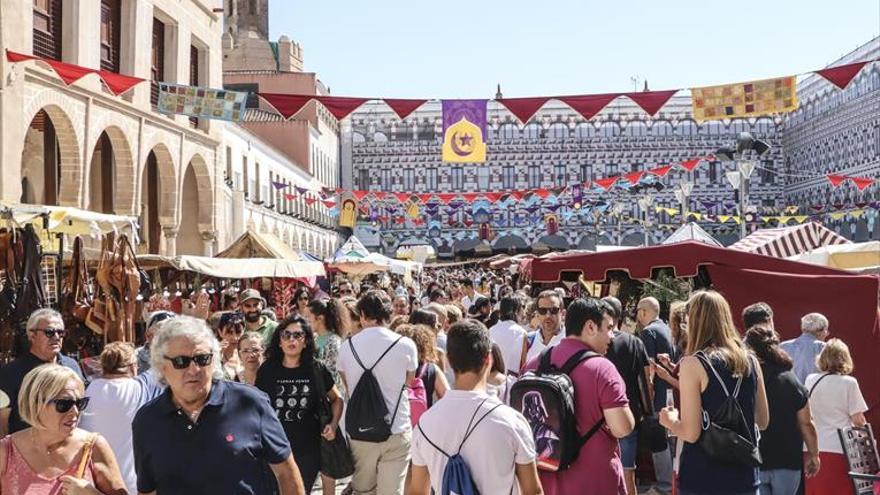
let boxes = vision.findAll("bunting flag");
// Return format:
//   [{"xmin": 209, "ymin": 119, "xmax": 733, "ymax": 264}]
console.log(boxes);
[
  {"xmin": 826, "ymin": 174, "xmax": 848, "ymax": 187},
  {"xmin": 6, "ymin": 50, "xmax": 145, "ymax": 96},
  {"xmin": 372, "ymin": 192, "xmax": 387, "ymax": 200},
  {"xmin": 496, "ymin": 97, "xmax": 552, "ymax": 124},
  {"xmin": 557, "ymin": 93, "xmax": 620, "ymax": 120},
  {"xmin": 338, "ymin": 198, "xmax": 358, "ymax": 228},
  {"xmin": 815, "ymin": 61, "xmax": 871, "ymax": 90},
  {"xmin": 442, "ymin": 100, "xmax": 488, "ymax": 163},
  {"xmin": 595, "ymin": 177, "xmax": 620, "ymax": 191},
  {"xmin": 304, "ymin": 197, "xmax": 318, "ymax": 206},
  {"xmin": 648, "ymin": 165, "xmax": 674, "ymax": 177},
  {"xmin": 352, "ymin": 190, "xmax": 371, "ymax": 201},
  {"xmin": 321, "ymin": 200, "xmax": 337, "ymax": 209},
  {"xmin": 259, "ymin": 93, "xmax": 312, "ymax": 119},
  {"xmin": 624, "ymin": 171, "xmax": 645, "ymax": 185},
  {"xmin": 271, "ymin": 181, "xmax": 289, "ymax": 190},
  {"xmin": 313, "ymin": 95, "xmax": 369, "ymax": 120},
  {"xmin": 381, "ymin": 98, "xmax": 429, "ymax": 120},
  {"xmin": 680, "ymin": 158, "xmax": 703, "ymax": 172},
  {"xmin": 159, "ymin": 83, "xmax": 248, "ymax": 121},
  {"xmin": 624, "ymin": 90, "xmax": 679, "ymax": 116},
  {"xmin": 691, "ymin": 76, "xmax": 798, "ymax": 122},
  {"xmin": 283, "ymin": 193, "xmax": 296, "ymax": 201},
  {"xmin": 852, "ymin": 177, "xmax": 876, "ymax": 191}
]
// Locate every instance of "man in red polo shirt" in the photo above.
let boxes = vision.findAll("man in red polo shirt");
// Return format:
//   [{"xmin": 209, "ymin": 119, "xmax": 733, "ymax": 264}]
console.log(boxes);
[{"xmin": 522, "ymin": 298, "xmax": 634, "ymax": 495}]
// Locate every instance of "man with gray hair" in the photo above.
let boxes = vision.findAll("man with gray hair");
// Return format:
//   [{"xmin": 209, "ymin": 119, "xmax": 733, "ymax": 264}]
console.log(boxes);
[
  {"xmin": 0, "ymin": 308, "xmax": 83, "ymax": 435},
  {"xmin": 132, "ymin": 316, "xmax": 306, "ymax": 495},
  {"xmin": 780, "ymin": 312, "xmax": 830, "ymax": 384}
]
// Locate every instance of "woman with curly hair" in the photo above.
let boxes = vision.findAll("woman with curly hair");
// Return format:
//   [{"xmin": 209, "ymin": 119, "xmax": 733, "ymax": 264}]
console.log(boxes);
[{"xmin": 393, "ymin": 324, "xmax": 448, "ymax": 410}]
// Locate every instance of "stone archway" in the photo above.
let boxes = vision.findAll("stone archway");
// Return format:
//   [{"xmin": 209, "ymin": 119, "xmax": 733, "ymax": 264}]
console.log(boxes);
[
  {"xmin": 20, "ymin": 106, "xmax": 81, "ymax": 206},
  {"xmin": 86, "ymin": 126, "xmax": 135, "ymax": 214},
  {"xmin": 140, "ymin": 144, "xmax": 177, "ymax": 254}
]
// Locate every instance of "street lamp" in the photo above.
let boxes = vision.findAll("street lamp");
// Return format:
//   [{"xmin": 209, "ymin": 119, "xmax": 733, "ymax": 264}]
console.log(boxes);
[
  {"xmin": 673, "ymin": 182, "xmax": 694, "ymax": 226},
  {"xmin": 637, "ymin": 194, "xmax": 655, "ymax": 246},
  {"xmin": 717, "ymin": 132, "xmax": 771, "ymax": 239}
]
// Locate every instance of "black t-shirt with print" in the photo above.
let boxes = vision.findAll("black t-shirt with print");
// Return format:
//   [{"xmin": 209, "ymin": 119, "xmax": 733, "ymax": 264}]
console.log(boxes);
[
  {"xmin": 255, "ymin": 361, "xmax": 333, "ymax": 453},
  {"xmin": 759, "ymin": 362, "xmax": 809, "ymax": 470}
]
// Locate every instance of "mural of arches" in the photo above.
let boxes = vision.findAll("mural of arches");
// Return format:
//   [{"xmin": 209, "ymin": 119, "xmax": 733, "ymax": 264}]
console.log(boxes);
[
  {"xmin": 140, "ymin": 144, "xmax": 177, "ymax": 254},
  {"xmin": 620, "ymin": 232, "xmax": 644, "ymax": 247},
  {"xmin": 577, "ymin": 234, "xmax": 600, "ymax": 251},
  {"xmin": 87, "ymin": 126, "xmax": 135, "ymax": 214},
  {"xmin": 20, "ymin": 106, "xmax": 81, "ymax": 206},
  {"xmin": 491, "ymin": 234, "xmax": 530, "ymax": 253}
]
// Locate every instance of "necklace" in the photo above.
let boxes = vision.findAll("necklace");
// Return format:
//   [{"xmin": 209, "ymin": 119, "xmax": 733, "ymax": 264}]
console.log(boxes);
[{"xmin": 31, "ymin": 429, "xmax": 66, "ymax": 456}]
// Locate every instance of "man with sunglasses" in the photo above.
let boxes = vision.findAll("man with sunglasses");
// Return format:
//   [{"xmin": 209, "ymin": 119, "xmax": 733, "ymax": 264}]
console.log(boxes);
[
  {"xmin": 525, "ymin": 290, "xmax": 566, "ymax": 362},
  {"xmin": 0, "ymin": 308, "xmax": 83, "ymax": 435},
  {"xmin": 133, "ymin": 316, "xmax": 305, "ymax": 495},
  {"xmin": 240, "ymin": 288, "xmax": 279, "ymax": 344}
]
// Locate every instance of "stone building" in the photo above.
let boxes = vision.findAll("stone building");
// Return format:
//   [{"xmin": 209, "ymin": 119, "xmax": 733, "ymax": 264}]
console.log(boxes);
[
  {"xmin": 1, "ymin": 0, "xmax": 223, "ymax": 256},
  {"xmin": 342, "ymin": 37, "xmax": 880, "ymax": 258}
]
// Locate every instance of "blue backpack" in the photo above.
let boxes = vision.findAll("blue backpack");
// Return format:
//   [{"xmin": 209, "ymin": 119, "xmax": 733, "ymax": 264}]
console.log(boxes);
[{"xmin": 417, "ymin": 398, "xmax": 503, "ymax": 495}]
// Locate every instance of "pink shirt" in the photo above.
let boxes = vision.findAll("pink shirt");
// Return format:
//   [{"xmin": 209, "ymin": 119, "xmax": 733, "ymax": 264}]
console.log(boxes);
[
  {"xmin": 523, "ymin": 337, "xmax": 629, "ymax": 495},
  {"xmin": 1, "ymin": 435, "xmax": 95, "ymax": 495}
]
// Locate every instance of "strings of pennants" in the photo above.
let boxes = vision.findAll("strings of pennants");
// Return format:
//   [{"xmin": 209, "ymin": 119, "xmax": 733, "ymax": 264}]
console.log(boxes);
[
  {"xmin": 826, "ymin": 174, "xmax": 876, "ymax": 191},
  {"xmin": 255, "ymin": 59, "xmax": 878, "ymax": 124}
]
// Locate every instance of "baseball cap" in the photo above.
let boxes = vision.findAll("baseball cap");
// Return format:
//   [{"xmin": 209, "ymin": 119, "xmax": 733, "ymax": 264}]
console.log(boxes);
[
  {"xmin": 219, "ymin": 311, "xmax": 245, "ymax": 328},
  {"xmin": 239, "ymin": 289, "xmax": 266, "ymax": 306}
]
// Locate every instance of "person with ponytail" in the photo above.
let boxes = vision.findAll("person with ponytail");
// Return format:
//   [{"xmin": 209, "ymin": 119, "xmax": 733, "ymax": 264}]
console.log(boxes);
[
  {"xmin": 745, "ymin": 324, "xmax": 820, "ymax": 494},
  {"xmin": 659, "ymin": 291, "xmax": 769, "ymax": 495}
]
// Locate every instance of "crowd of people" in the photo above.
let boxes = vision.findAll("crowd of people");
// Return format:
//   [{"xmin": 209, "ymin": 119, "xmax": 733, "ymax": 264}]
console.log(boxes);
[{"xmin": 0, "ymin": 268, "xmax": 869, "ymax": 495}]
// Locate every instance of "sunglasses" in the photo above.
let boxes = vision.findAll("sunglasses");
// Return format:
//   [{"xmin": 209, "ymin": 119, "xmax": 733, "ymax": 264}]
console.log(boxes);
[
  {"xmin": 280, "ymin": 330, "xmax": 306, "ymax": 341},
  {"xmin": 48, "ymin": 397, "xmax": 90, "ymax": 413},
  {"xmin": 338, "ymin": 289, "xmax": 353, "ymax": 295},
  {"xmin": 164, "ymin": 353, "xmax": 214, "ymax": 370},
  {"xmin": 536, "ymin": 307, "xmax": 561, "ymax": 315},
  {"xmin": 32, "ymin": 328, "xmax": 66, "ymax": 339}
]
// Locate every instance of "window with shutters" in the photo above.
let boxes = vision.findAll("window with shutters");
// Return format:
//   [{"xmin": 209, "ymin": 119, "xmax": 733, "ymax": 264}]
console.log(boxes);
[
  {"xmin": 100, "ymin": 0, "xmax": 121, "ymax": 72},
  {"xmin": 33, "ymin": 0, "xmax": 62, "ymax": 60},
  {"xmin": 151, "ymin": 19, "xmax": 166, "ymax": 106},
  {"xmin": 189, "ymin": 45, "xmax": 200, "ymax": 126}
]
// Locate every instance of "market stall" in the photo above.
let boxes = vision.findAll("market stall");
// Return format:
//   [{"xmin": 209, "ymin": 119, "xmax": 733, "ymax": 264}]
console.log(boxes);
[
  {"xmin": 787, "ymin": 241, "xmax": 880, "ymax": 273},
  {"xmin": 729, "ymin": 222, "xmax": 851, "ymax": 258}
]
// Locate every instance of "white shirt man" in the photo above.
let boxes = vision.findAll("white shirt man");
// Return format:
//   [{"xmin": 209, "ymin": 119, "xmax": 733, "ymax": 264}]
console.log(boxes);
[
  {"xmin": 410, "ymin": 319, "xmax": 541, "ymax": 495},
  {"xmin": 488, "ymin": 297, "xmax": 529, "ymax": 376}
]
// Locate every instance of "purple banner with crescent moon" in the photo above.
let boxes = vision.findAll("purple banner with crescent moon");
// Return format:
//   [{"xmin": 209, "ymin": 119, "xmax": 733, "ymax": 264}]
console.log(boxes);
[{"xmin": 441, "ymin": 99, "xmax": 487, "ymax": 163}]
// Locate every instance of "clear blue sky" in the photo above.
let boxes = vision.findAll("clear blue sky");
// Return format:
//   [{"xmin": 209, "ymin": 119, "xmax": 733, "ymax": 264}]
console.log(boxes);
[{"xmin": 269, "ymin": 0, "xmax": 880, "ymax": 99}]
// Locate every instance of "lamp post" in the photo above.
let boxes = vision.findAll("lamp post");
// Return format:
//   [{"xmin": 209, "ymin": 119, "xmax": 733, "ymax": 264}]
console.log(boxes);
[
  {"xmin": 673, "ymin": 182, "xmax": 694, "ymax": 226},
  {"xmin": 638, "ymin": 194, "xmax": 655, "ymax": 246},
  {"xmin": 717, "ymin": 132, "xmax": 770, "ymax": 239}
]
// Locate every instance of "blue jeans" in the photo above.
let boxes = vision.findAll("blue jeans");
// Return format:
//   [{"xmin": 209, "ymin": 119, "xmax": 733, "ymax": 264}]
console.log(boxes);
[
  {"xmin": 759, "ymin": 469, "xmax": 802, "ymax": 495},
  {"xmin": 619, "ymin": 428, "xmax": 638, "ymax": 469}
]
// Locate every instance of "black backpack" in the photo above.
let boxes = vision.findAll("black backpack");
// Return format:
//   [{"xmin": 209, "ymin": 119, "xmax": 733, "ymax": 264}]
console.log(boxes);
[
  {"xmin": 509, "ymin": 347, "xmax": 604, "ymax": 471},
  {"xmin": 345, "ymin": 336, "xmax": 405, "ymax": 443},
  {"xmin": 694, "ymin": 352, "xmax": 762, "ymax": 467}
]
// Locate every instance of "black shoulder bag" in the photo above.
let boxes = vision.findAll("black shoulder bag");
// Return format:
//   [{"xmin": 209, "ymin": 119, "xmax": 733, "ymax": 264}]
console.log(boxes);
[{"xmin": 312, "ymin": 362, "xmax": 355, "ymax": 479}]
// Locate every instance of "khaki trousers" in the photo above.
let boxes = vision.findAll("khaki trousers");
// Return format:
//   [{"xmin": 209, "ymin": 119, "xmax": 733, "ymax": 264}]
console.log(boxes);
[{"xmin": 348, "ymin": 431, "xmax": 411, "ymax": 495}]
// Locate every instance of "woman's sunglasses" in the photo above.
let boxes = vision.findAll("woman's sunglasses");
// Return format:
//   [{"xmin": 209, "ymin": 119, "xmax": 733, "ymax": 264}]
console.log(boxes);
[
  {"xmin": 48, "ymin": 397, "xmax": 90, "ymax": 413},
  {"xmin": 164, "ymin": 353, "xmax": 214, "ymax": 370},
  {"xmin": 280, "ymin": 330, "xmax": 306, "ymax": 341}
]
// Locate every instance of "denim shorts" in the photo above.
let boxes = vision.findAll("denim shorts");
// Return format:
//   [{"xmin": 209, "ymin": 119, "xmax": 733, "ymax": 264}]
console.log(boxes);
[{"xmin": 619, "ymin": 428, "xmax": 639, "ymax": 469}]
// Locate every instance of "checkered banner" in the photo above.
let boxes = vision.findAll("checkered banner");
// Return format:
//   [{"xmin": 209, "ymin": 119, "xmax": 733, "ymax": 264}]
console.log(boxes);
[
  {"xmin": 158, "ymin": 83, "xmax": 248, "ymax": 122},
  {"xmin": 691, "ymin": 76, "xmax": 798, "ymax": 122}
]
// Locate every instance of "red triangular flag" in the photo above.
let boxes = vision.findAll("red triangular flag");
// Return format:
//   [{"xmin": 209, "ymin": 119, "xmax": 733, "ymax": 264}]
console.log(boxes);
[
  {"xmin": 851, "ymin": 177, "xmax": 875, "ymax": 191},
  {"xmin": 533, "ymin": 189, "xmax": 550, "ymax": 199},
  {"xmin": 382, "ymin": 99, "xmax": 428, "ymax": 120},
  {"xmin": 259, "ymin": 93, "xmax": 313, "ymax": 119},
  {"xmin": 624, "ymin": 90, "xmax": 678, "ymax": 116},
  {"xmin": 815, "ymin": 61, "xmax": 871, "ymax": 90},
  {"xmin": 484, "ymin": 192, "xmax": 504, "ymax": 203},
  {"xmin": 417, "ymin": 193, "xmax": 434, "ymax": 203},
  {"xmin": 447, "ymin": 218, "xmax": 457, "ymax": 226},
  {"xmin": 394, "ymin": 192, "xmax": 411, "ymax": 203},
  {"xmin": 624, "ymin": 171, "xmax": 645, "ymax": 185},
  {"xmin": 314, "ymin": 95, "xmax": 369, "ymax": 120},
  {"xmin": 648, "ymin": 165, "xmax": 674, "ymax": 177},
  {"xmin": 508, "ymin": 191, "xmax": 526, "ymax": 201},
  {"xmin": 826, "ymin": 174, "xmax": 848, "ymax": 187},
  {"xmin": 321, "ymin": 200, "xmax": 337, "ymax": 208},
  {"xmin": 284, "ymin": 193, "xmax": 296, "ymax": 201},
  {"xmin": 394, "ymin": 216, "xmax": 405, "ymax": 225},
  {"xmin": 6, "ymin": 50, "xmax": 36, "ymax": 63},
  {"xmin": 371, "ymin": 191, "xmax": 387, "ymax": 200},
  {"xmin": 352, "ymin": 190, "xmax": 370, "ymax": 201},
  {"xmin": 462, "ymin": 193, "xmax": 480, "ymax": 203},
  {"xmin": 305, "ymin": 197, "xmax": 318, "ymax": 206},
  {"xmin": 437, "ymin": 193, "xmax": 458, "ymax": 204},
  {"xmin": 595, "ymin": 177, "xmax": 619, "ymax": 190},
  {"xmin": 463, "ymin": 219, "xmax": 474, "ymax": 227},
  {"xmin": 43, "ymin": 59, "xmax": 95, "ymax": 86},
  {"xmin": 558, "ymin": 93, "xmax": 621, "ymax": 120},
  {"xmin": 680, "ymin": 158, "xmax": 702, "ymax": 172},
  {"xmin": 97, "ymin": 70, "xmax": 145, "ymax": 96},
  {"xmin": 496, "ymin": 97, "xmax": 551, "ymax": 124}
]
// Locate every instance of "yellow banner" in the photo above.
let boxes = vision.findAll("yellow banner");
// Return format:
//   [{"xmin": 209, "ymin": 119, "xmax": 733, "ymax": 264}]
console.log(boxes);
[{"xmin": 691, "ymin": 76, "xmax": 798, "ymax": 122}]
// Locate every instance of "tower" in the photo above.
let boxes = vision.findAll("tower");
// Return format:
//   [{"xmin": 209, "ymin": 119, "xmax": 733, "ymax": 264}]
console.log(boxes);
[{"xmin": 225, "ymin": 0, "xmax": 269, "ymax": 40}]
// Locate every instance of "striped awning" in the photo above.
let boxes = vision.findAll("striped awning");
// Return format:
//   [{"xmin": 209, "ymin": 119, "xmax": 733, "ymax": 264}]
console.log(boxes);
[{"xmin": 729, "ymin": 222, "xmax": 852, "ymax": 258}]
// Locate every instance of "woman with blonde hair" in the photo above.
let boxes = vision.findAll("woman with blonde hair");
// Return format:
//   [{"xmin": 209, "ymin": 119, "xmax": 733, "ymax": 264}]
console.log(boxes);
[
  {"xmin": 803, "ymin": 338, "xmax": 867, "ymax": 494},
  {"xmin": 1, "ymin": 364, "xmax": 128, "ymax": 494},
  {"xmin": 659, "ymin": 291, "xmax": 769, "ymax": 495},
  {"xmin": 80, "ymin": 342, "xmax": 163, "ymax": 495},
  {"xmin": 394, "ymin": 324, "xmax": 449, "ymax": 410},
  {"xmin": 234, "ymin": 332, "xmax": 264, "ymax": 386}
]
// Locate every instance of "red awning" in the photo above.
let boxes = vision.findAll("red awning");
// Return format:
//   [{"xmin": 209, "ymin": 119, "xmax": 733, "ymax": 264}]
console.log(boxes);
[
  {"xmin": 6, "ymin": 50, "xmax": 145, "ymax": 96},
  {"xmin": 527, "ymin": 240, "xmax": 880, "ymax": 428}
]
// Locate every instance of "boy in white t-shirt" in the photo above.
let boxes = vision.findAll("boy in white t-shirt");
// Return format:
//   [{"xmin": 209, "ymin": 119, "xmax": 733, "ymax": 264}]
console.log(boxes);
[
  {"xmin": 488, "ymin": 296, "xmax": 529, "ymax": 376},
  {"xmin": 410, "ymin": 319, "xmax": 542, "ymax": 495}
]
